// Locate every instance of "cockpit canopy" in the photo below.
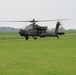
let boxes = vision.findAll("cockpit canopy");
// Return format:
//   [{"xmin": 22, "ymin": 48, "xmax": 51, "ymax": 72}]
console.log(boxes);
[
  {"xmin": 22, "ymin": 24, "xmax": 33, "ymax": 31},
  {"xmin": 25, "ymin": 25, "xmax": 33, "ymax": 31},
  {"xmin": 21, "ymin": 24, "xmax": 47, "ymax": 31}
]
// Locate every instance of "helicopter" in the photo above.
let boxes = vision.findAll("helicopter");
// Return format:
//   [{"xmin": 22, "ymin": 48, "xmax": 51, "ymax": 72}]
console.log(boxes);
[
  {"xmin": 0, "ymin": 19, "xmax": 65, "ymax": 40},
  {"xmin": 18, "ymin": 19, "xmax": 65, "ymax": 40}
]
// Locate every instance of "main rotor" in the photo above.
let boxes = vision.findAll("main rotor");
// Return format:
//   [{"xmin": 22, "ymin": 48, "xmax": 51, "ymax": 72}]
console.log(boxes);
[
  {"xmin": 0, "ymin": 19, "xmax": 68, "ymax": 25},
  {"xmin": 29, "ymin": 19, "xmax": 37, "ymax": 25}
]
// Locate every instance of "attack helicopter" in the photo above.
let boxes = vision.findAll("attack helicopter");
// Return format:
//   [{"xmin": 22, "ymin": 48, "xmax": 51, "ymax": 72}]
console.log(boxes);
[
  {"xmin": 18, "ymin": 19, "xmax": 65, "ymax": 40},
  {"xmin": 0, "ymin": 19, "xmax": 65, "ymax": 40}
]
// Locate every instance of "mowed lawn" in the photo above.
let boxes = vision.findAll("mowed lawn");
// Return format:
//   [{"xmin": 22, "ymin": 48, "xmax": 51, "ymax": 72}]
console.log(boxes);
[{"xmin": 0, "ymin": 32, "xmax": 76, "ymax": 75}]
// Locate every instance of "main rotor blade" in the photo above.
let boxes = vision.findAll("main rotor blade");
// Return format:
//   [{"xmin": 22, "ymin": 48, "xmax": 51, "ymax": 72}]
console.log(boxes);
[
  {"xmin": 0, "ymin": 19, "xmax": 69, "ymax": 23},
  {"xmin": 0, "ymin": 21, "xmax": 30, "ymax": 22},
  {"xmin": 37, "ymin": 19, "xmax": 69, "ymax": 22}
]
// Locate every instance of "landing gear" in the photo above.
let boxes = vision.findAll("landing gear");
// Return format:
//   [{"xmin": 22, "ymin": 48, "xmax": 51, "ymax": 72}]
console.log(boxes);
[
  {"xmin": 25, "ymin": 36, "xmax": 29, "ymax": 40},
  {"xmin": 32, "ymin": 36, "xmax": 37, "ymax": 40},
  {"xmin": 57, "ymin": 35, "xmax": 59, "ymax": 39}
]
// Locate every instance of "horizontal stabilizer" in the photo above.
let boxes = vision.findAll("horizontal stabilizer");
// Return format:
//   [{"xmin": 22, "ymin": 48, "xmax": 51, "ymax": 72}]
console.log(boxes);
[{"xmin": 57, "ymin": 32, "xmax": 65, "ymax": 35}]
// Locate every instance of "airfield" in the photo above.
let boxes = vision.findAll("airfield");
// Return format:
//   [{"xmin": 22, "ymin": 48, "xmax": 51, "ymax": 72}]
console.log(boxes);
[{"xmin": 0, "ymin": 31, "xmax": 76, "ymax": 75}]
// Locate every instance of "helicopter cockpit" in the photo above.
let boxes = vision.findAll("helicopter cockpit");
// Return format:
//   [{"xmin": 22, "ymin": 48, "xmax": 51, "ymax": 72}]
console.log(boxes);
[
  {"xmin": 22, "ymin": 24, "xmax": 33, "ymax": 31},
  {"xmin": 25, "ymin": 25, "xmax": 33, "ymax": 31}
]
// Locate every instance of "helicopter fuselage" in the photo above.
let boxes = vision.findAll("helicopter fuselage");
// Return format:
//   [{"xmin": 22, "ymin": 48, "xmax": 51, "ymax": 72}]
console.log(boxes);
[
  {"xmin": 19, "ymin": 21, "xmax": 65, "ymax": 40},
  {"xmin": 19, "ymin": 24, "xmax": 47, "ymax": 37}
]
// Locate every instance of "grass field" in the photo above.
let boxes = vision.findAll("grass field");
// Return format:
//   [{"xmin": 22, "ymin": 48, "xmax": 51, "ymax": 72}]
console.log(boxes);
[{"xmin": 0, "ymin": 31, "xmax": 76, "ymax": 75}]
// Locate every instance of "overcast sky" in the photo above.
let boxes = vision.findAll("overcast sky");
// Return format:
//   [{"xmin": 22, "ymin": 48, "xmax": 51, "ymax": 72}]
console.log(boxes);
[{"xmin": 0, "ymin": 0, "xmax": 76, "ymax": 29}]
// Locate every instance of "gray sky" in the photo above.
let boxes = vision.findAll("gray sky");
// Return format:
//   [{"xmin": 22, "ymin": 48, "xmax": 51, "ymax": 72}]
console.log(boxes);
[{"xmin": 0, "ymin": 0, "xmax": 76, "ymax": 29}]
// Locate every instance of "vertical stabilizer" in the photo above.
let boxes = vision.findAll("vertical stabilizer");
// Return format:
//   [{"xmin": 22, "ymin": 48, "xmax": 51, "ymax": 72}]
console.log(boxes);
[{"xmin": 55, "ymin": 22, "xmax": 61, "ymax": 34}]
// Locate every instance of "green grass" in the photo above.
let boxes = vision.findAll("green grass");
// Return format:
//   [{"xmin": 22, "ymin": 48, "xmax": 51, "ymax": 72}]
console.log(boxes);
[
  {"xmin": 0, "ymin": 31, "xmax": 76, "ymax": 75},
  {"xmin": 0, "ymin": 32, "xmax": 24, "ymax": 40}
]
